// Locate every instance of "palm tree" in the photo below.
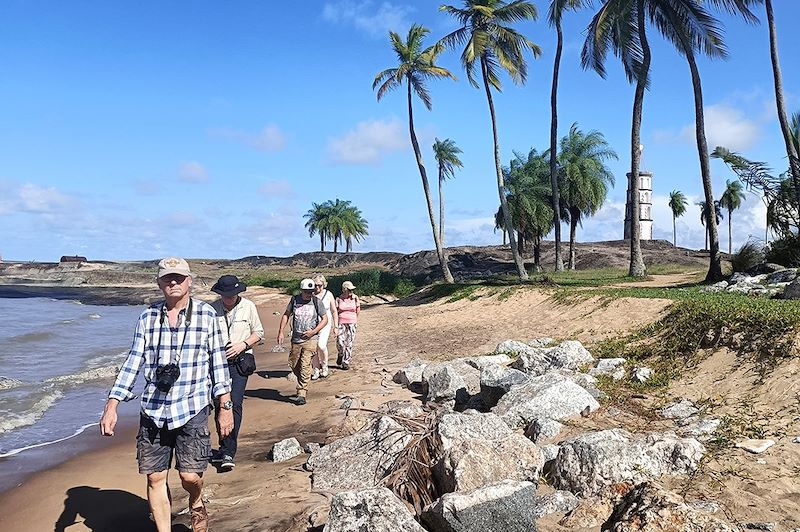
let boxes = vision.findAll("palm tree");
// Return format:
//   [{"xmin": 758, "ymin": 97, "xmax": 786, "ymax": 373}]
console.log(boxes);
[
  {"xmin": 719, "ymin": 179, "xmax": 746, "ymax": 254},
  {"xmin": 341, "ymin": 205, "xmax": 370, "ymax": 252},
  {"xmin": 373, "ymin": 24, "xmax": 456, "ymax": 283},
  {"xmin": 668, "ymin": 190, "xmax": 688, "ymax": 247},
  {"xmin": 432, "ymin": 138, "xmax": 464, "ymax": 247},
  {"xmin": 557, "ymin": 123, "xmax": 617, "ymax": 269},
  {"xmin": 548, "ymin": 0, "xmax": 591, "ymax": 272},
  {"xmin": 698, "ymin": 200, "xmax": 723, "ymax": 251},
  {"xmin": 304, "ymin": 201, "xmax": 332, "ymax": 251},
  {"xmin": 439, "ymin": 0, "xmax": 541, "ymax": 281},
  {"xmin": 502, "ymin": 149, "xmax": 555, "ymax": 271},
  {"xmin": 494, "ymin": 206, "xmax": 508, "ymax": 245}
]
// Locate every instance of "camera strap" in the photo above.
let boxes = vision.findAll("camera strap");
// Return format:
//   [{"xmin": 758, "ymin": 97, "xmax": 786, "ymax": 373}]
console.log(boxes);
[{"xmin": 155, "ymin": 298, "xmax": 193, "ymax": 365}]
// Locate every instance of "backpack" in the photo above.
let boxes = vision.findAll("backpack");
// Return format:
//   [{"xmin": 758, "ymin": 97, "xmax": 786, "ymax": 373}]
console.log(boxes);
[{"xmin": 289, "ymin": 294, "xmax": 325, "ymax": 328}]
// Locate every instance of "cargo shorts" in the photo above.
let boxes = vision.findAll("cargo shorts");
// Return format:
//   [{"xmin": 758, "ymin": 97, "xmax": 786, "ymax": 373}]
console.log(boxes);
[{"xmin": 136, "ymin": 406, "xmax": 211, "ymax": 474}]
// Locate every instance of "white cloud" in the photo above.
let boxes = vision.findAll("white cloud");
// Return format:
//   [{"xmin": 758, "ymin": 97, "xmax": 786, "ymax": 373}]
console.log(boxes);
[
  {"xmin": 327, "ymin": 118, "xmax": 408, "ymax": 164},
  {"xmin": 322, "ymin": 1, "xmax": 415, "ymax": 38},
  {"xmin": 0, "ymin": 183, "xmax": 77, "ymax": 215},
  {"xmin": 178, "ymin": 161, "xmax": 209, "ymax": 183},
  {"xmin": 679, "ymin": 104, "xmax": 761, "ymax": 152},
  {"xmin": 209, "ymin": 124, "xmax": 286, "ymax": 152},
  {"xmin": 260, "ymin": 179, "xmax": 294, "ymax": 198}
]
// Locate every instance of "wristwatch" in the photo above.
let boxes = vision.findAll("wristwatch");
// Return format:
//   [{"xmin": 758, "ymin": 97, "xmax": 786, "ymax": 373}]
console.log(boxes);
[{"xmin": 221, "ymin": 400, "xmax": 233, "ymax": 410}]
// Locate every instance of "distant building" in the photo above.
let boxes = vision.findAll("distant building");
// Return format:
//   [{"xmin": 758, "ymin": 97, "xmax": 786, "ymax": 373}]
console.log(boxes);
[
  {"xmin": 624, "ymin": 171, "xmax": 653, "ymax": 240},
  {"xmin": 60, "ymin": 255, "xmax": 87, "ymax": 263}
]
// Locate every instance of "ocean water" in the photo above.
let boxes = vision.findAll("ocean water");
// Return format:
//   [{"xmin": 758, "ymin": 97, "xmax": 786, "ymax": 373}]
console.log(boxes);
[{"xmin": 0, "ymin": 297, "xmax": 142, "ymax": 458}]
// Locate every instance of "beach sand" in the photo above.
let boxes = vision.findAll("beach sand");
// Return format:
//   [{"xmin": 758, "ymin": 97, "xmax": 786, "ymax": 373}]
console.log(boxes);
[{"xmin": 1, "ymin": 284, "xmax": 798, "ymax": 530}]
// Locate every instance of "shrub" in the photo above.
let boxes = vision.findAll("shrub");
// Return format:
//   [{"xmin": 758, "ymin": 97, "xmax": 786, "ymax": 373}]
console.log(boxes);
[
  {"xmin": 730, "ymin": 240, "xmax": 766, "ymax": 273},
  {"xmin": 245, "ymin": 268, "xmax": 423, "ymax": 298},
  {"xmin": 765, "ymin": 234, "xmax": 800, "ymax": 267}
]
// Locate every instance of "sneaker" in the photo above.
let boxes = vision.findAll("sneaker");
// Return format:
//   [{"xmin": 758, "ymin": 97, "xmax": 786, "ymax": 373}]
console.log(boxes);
[
  {"xmin": 210, "ymin": 451, "xmax": 223, "ymax": 464},
  {"xmin": 190, "ymin": 505, "xmax": 209, "ymax": 532},
  {"xmin": 321, "ymin": 366, "xmax": 329, "ymax": 378},
  {"xmin": 220, "ymin": 455, "xmax": 235, "ymax": 470},
  {"xmin": 311, "ymin": 368, "xmax": 320, "ymax": 380},
  {"xmin": 340, "ymin": 363, "xmax": 350, "ymax": 370},
  {"xmin": 336, "ymin": 354, "xmax": 343, "ymax": 366},
  {"xmin": 290, "ymin": 395, "xmax": 307, "ymax": 406}
]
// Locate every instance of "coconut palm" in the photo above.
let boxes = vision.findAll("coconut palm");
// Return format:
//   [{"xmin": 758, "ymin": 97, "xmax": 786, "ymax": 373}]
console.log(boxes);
[
  {"xmin": 494, "ymin": 206, "xmax": 508, "ymax": 245},
  {"xmin": 432, "ymin": 138, "xmax": 464, "ymax": 247},
  {"xmin": 548, "ymin": 0, "xmax": 592, "ymax": 272},
  {"xmin": 668, "ymin": 190, "xmax": 688, "ymax": 247},
  {"xmin": 341, "ymin": 205, "xmax": 370, "ymax": 252},
  {"xmin": 373, "ymin": 24, "xmax": 456, "ymax": 283},
  {"xmin": 719, "ymin": 180, "xmax": 746, "ymax": 254},
  {"xmin": 304, "ymin": 201, "xmax": 333, "ymax": 251},
  {"xmin": 502, "ymin": 149, "xmax": 555, "ymax": 271},
  {"xmin": 698, "ymin": 200, "xmax": 723, "ymax": 251},
  {"xmin": 557, "ymin": 123, "xmax": 617, "ymax": 269},
  {"xmin": 439, "ymin": 0, "xmax": 542, "ymax": 281}
]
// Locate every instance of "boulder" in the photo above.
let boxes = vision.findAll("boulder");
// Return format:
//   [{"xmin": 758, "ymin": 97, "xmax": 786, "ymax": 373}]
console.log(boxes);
[
  {"xmin": 272, "ymin": 437, "xmax": 304, "ymax": 462},
  {"xmin": 495, "ymin": 339, "xmax": 537, "ymax": 356},
  {"xmin": 766, "ymin": 268, "xmax": 797, "ymax": 284},
  {"xmin": 392, "ymin": 358, "xmax": 428, "ymax": 390},
  {"xmin": 307, "ymin": 416, "xmax": 412, "ymax": 491},
  {"xmin": 324, "ymin": 487, "xmax": 425, "ymax": 532},
  {"xmin": 677, "ymin": 418, "xmax": 721, "ymax": 442},
  {"xmin": 747, "ymin": 262, "xmax": 786, "ymax": 275},
  {"xmin": 603, "ymin": 482, "xmax": 737, "ymax": 531},
  {"xmin": 436, "ymin": 411, "xmax": 512, "ymax": 451},
  {"xmin": 510, "ymin": 340, "xmax": 594, "ymax": 376},
  {"xmin": 422, "ymin": 480, "xmax": 539, "ymax": 532},
  {"xmin": 540, "ymin": 444, "xmax": 560, "ymax": 463},
  {"xmin": 783, "ymin": 279, "xmax": 800, "ymax": 300},
  {"xmin": 532, "ymin": 490, "xmax": 580, "ymax": 519},
  {"xmin": 423, "ymin": 360, "xmax": 481, "ymax": 405},
  {"xmin": 493, "ymin": 373, "xmax": 600, "ymax": 429},
  {"xmin": 735, "ymin": 439, "xmax": 775, "ymax": 454},
  {"xmin": 549, "ymin": 429, "xmax": 705, "ymax": 497},
  {"xmin": 702, "ymin": 281, "xmax": 728, "ymax": 293},
  {"xmin": 304, "ymin": 442, "xmax": 321, "ymax": 454},
  {"xmin": 378, "ymin": 400, "xmax": 426, "ymax": 419},
  {"xmin": 527, "ymin": 337, "xmax": 555, "ymax": 348},
  {"xmin": 464, "ymin": 354, "xmax": 512, "ymax": 370},
  {"xmin": 660, "ymin": 399, "xmax": 699, "ymax": 420},
  {"xmin": 631, "ymin": 367, "xmax": 653, "ymax": 384},
  {"xmin": 589, "ymin": 358, "xmax": 626, "ymax": 380},
  {"xmin": 524, "ymin": 418, "xmax": 563, "ymax": 443},
  {"xmin": 479, "ymin": 362, "xmax": 530, "ymax": 408}
]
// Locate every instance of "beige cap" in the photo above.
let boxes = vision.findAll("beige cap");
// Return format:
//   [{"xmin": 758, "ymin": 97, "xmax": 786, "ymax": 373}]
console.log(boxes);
[
  {"xmin": 157, "ymin": 257, "xmax": 192, "ymax": 278},
  {"xmin": 341, "ymin": 281, "xmax": 356, "ymax": 290}
]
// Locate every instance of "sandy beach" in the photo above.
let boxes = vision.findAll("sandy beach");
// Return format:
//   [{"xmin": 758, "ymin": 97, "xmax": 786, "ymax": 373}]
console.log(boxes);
[{"xmin": 1, "ymin": 283, "xmax": 798, "ymax": 531}]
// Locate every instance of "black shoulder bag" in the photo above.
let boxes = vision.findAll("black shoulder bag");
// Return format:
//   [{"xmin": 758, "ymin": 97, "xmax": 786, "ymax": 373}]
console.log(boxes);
[{"xmin": 224, "ymin": 302, "xmax": 257, "ymax": 377}]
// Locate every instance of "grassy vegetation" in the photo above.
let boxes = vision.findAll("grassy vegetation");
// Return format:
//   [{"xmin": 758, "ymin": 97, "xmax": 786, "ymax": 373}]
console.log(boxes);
[{"xmin": 244, "ymin": 268, "xmax": 423, "ymax": 298}]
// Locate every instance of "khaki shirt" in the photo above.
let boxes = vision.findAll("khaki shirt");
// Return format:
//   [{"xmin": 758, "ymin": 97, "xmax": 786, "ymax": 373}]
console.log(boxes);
[{"xmin": 212, "ymin": 297, "xmax": 264, "ymax": 353}]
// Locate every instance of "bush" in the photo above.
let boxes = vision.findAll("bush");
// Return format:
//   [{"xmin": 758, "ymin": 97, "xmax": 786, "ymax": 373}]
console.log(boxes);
[
  {"xmin": 245, "ymin": 268, "xmax": 423, "ymax": 298},
  {"xmin": 730, "ymin": 240, "xmax": 766, "ymax": 273},
  {"xmin": 765, "ymin": 234, "xmax": 800, "ymax": 267}
]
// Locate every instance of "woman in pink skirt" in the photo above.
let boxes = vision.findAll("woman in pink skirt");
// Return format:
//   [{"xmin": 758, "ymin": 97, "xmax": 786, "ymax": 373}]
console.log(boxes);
[{"xmin": 335, "ymin": 281, "xmax": 360, "ymax": 370}]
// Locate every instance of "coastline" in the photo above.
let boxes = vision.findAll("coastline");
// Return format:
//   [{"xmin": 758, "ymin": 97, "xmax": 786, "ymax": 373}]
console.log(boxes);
[{"xmin": 0, "ymin": 284, "xmax": 163, "ymax": 306}]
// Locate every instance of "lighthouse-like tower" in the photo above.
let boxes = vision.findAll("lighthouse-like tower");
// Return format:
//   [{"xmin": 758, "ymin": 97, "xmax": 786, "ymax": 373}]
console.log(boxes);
[{"xmin": 624, "ymin": 145, "xmax": 653, "ymax": 240}]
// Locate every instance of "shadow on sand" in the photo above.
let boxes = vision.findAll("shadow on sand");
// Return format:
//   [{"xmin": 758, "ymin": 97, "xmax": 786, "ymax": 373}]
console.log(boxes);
[{"xmin": 54, "ymin": 485, "xmax": 191, "ymax": 531}]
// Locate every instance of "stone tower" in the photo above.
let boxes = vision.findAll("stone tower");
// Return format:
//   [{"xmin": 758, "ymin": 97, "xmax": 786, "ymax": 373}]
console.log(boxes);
[{"xmin": 624, "ymin": 171, "xmax": 653, "ymax": 240}]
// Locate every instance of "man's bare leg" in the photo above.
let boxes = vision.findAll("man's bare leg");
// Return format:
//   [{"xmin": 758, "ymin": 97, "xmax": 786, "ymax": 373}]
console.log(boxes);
[
  {"xmin": 179, "ymin": 471, "xmax": 204, "ymax": 509},
  {"xmin": 147, "ymin": 470, "xmax": 171, "ymax": 532}
]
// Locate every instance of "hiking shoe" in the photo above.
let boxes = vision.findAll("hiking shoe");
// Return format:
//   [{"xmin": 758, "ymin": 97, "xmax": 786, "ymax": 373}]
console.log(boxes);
[
  {"xmin": 321, "ymin": 366, "xmax": 329, "ymax": 378},
  {"xmin": 290, "ymin": 395, "xmax": 307, "ymax": 406},
  {"xmin": 340, "ymin": 363, "xmax": 350, "ymax": 370},
  {"xmin": 210, "ymin": 451, "xmax": 223, "ymax": 464},
  {"xmin": 311, "ymin": 368, "xmax": 320, "ymax": 380},
  {"xmin": 336, "ymin": 354, "xmax": 343, "ymax": 366},
  {"xmin": 220, "ymin": 455, "xmax": 235, "ymax": 470},
  {"xmin": 190, "ymin": 505, "xmax": 209, "ymax": 532}
]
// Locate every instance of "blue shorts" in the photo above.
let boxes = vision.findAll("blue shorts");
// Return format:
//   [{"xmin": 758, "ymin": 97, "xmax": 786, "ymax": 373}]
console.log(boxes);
[{"xmin": 136, "ymin": 407, "xmax": 211, "ymax": 474}]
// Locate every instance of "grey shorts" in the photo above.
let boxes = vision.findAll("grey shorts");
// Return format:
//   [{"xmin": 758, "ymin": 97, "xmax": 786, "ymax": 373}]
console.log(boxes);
[{"xmin": 136, "ymin": 407, "xmax": 211, "ymax": 474}]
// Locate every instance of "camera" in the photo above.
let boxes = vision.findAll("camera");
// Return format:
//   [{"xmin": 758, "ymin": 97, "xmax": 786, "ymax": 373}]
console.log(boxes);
[{"xmin": 155, "ymin": 363, "xmax": 181, "ymax": 392}]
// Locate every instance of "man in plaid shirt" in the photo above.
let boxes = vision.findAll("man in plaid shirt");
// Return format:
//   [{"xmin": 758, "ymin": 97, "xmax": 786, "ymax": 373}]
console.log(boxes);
[{"xmin": 100, "ymin": 257, "xmax": 232, "ymax": 532}]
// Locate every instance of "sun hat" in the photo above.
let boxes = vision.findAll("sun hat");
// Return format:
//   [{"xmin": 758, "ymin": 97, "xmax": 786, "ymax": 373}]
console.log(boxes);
[
  {"xmin": 300, "ymin": 278, "xmax": 315, "ymax": 290},
  {"xmin": 157, "ymin": 257, "xmax": 192, "ymax": 278},
  {"xmin": 341, "ymin": 281, "xmax": 356, "ymax": 290},
  {"xmin": 212, "ymin": 275, "xmax": 247, "ymax": 297}
]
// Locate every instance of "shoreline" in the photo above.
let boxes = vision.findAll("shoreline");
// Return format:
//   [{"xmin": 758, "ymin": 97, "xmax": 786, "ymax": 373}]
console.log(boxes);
[{"xmin": 0, "ymin": 284, "xmax": 162, "ymax": 306}]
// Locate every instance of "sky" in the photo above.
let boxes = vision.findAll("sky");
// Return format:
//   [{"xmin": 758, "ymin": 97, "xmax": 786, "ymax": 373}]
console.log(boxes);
[{"xmin": 0, "ymin": 0, "xmax": 798, "ymax": 262}]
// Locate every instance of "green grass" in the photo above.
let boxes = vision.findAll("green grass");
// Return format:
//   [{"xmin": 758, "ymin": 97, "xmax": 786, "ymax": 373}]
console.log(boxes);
[{"xmin": 244, "ymin": 268, "xmax": 423, "ymax": 298}]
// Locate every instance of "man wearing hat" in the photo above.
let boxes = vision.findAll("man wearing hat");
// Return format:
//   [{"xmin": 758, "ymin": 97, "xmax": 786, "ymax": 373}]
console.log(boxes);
[
  {"xmin": 100, "ymin": 257, "xmax": 233, "ymax": 532},
  {"xmin": 276, "ymin": 278, "xmax": 328, "ymax": 405},
  {"xmin": 210, "ymin": 274, "xmax": 264, "ymax": 471}
]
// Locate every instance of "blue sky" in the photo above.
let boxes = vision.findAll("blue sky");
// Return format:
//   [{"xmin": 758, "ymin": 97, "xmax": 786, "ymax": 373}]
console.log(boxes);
[{"xmin": 0, "ymin": 1, "xmax": 797, "ymax": 261}]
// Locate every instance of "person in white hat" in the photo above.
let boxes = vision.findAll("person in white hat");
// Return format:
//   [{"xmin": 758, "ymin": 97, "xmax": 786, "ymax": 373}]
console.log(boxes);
[
  {"xmin": 100, "ymin": 257, "xmax": 232, "ymax": 532},
  {"xmin": 276, "ymin": 278, "xmax": 328, "ymax": 405}
]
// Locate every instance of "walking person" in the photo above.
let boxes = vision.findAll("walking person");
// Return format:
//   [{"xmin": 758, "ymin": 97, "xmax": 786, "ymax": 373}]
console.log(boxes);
[
  {"xmin": 100, "ymin": 258, "xmax": 233, "ymax": 532},
  {"xmin": 311, "ymin": 274, "xmax": 337, "ymax": 380},
  {"xmin": 276, "ymin": 279, "xmax": 328, "ymax": 405},
  {"xmin": 335, "ymin": 281, "xmax": 360, "ymax": 370},
  {"xmin": 210, "ymin": 275, "xmax": 264, "ymax": 471}
]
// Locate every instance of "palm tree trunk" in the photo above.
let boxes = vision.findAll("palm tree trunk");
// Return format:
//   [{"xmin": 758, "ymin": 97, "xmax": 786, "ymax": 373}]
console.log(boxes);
[
  {"xmin": 569, "ymin": 213, "xmax": 578, "ymax": 270},
  {"xmin": 406, "ymin": 80, "xmax": 454, "ymax": 283},
  {"xmin": 728, "ymin": 210, "xmax": 733, "ymax": 254},
  {"xmin": 766, "ymin": 0, "xmax": 800, "ymax": 219},
  {"xmin": 549, "ymin": 20, "xmax": 565, "ymax": 272},
  {"xmin": 673, "ymin": 214, "xmax": 677, "ymax": 247},
  {"xmin": 502, "ymin": 229, "xmax": 507, "ymax": 246},
  {"xmin": 481, "ymin": 57, "xmax": 528, "ymax": 281},
  {"xmin": 628, "ymin": 0, "xmax": 649, "ymax": 277},
  {"xmin": 681, "ymin": 41, "xmax": 723, "ymax": 281},
  {"xmin": 705, "ymin": 225, "xmax": 708, "ymax": 251},
  {"xmin": 517, "ymin": 231, "xmax": 525, "ymax": 257},
  {"xmin": 438, "ymin": 165, "xmax": 445, "ymax": 248},
  {"xmin": 334, "ymin": 238, "xmax": 338, "ymax": 253},
  {"xmin": 320, "ymin": 232, "xmax": 325, "ymax": 252},
  {"xmin": 533, "ymin": 236, "xmax": 542, "ymax": 272}
]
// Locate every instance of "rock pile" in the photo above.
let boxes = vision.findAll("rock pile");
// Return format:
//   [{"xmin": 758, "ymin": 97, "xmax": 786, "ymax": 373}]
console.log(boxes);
[{"xmin": 703, "ymin": 267, "xmax": 799, "ymax": 298}]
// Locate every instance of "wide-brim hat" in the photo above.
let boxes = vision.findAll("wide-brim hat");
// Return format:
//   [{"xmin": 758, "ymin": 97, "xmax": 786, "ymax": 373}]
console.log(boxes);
[{"xmin": 212, "ymin": 275, "xmax": 247, "ymax": 296}]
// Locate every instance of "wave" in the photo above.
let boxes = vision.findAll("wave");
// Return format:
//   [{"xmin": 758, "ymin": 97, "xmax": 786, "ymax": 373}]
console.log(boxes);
[
  {"xmin": 0, "ymin": 422, "xmax": 98, "ymax": 458},
  {"xmin": 0, "ymin": 376, "xmax": 25, "ymax": 391},
  {"xmin": 6, "ymin": 330, "xmax": 56, "ymax": 344},
  {"xmin": 0, "ymin": 390, "xmax": 64, "ymax": 434},
  {"xmin": 88, "ymin": 313, "xmax": 101, "ymax": 319},
  {"xmin": 44, "ymin": 365, "xmax": 121, "ymax": 386}
]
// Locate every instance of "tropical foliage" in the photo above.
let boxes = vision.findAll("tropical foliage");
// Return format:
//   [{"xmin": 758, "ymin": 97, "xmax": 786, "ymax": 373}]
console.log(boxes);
[
  {"xmin": 304, "ymin": 199, "xmax": 369, "ymax": 253},
  {"xmin": 439, "ymin": 0, "xmax": 542, "ymax": 281},
  {"xmin": 432, "ymin": 138, "xmax": 464, "ymax": 247},
  {"xmin": 373, "ymin": 24, "xmax": 456, "ymax": 283},
  {"xmin": 668, "ymin": 190, "xmax": 688, "ymax": 247},
  {"xmin": 697, "ymin": 200, "xmax": 723, "ymax": 252},
  {"xmin": 719, "ymin": 179, "xmax": 746, "ymax": 254}
]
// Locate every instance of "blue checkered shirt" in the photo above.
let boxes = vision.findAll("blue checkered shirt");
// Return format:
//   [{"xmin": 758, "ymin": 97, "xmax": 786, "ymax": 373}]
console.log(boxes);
[{"xmin": 109, "ymin": 298, "xmax": 232, "ymax": 429}]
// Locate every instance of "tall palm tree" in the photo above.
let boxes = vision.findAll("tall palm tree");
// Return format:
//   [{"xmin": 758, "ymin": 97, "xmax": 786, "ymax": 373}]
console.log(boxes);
[
  {"xmin": 668, "ymin": 190, "xmax": 688, "ymax": 247},
  {"xmin": 698, "ymin": 200, "xmax": 723, "ymax": 251},
  {"xmin": 719, "ymin": 179, "xmax": 746, "ymax": 254},
  {"xmin": 557, "ymin": 123, "xmax": 617, "ymax": 269},
  {"xmin": 548, "ymin": 0, "xmax": 591, "ymax": 272},
  {"xmin": 304, "ymin": 201, "xmax": 333, "ymax": 251},
  {"xmin": 373, "ymin": 25, "xmax": 456, "ymax": 283},
  {"xmin": 432, "ymin": 138, "xmax": 464, "ymax": 247},
  {"xmin": 439, "ymin": 0, "xmax": 542, "ymax": 281},
  {"xmin": 341, "ymin": 205, "xmax": 370, "ymax": 252},
  {"xmin": 494, "ymin": 206, "xmax": 508, "ymax": 245}
]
